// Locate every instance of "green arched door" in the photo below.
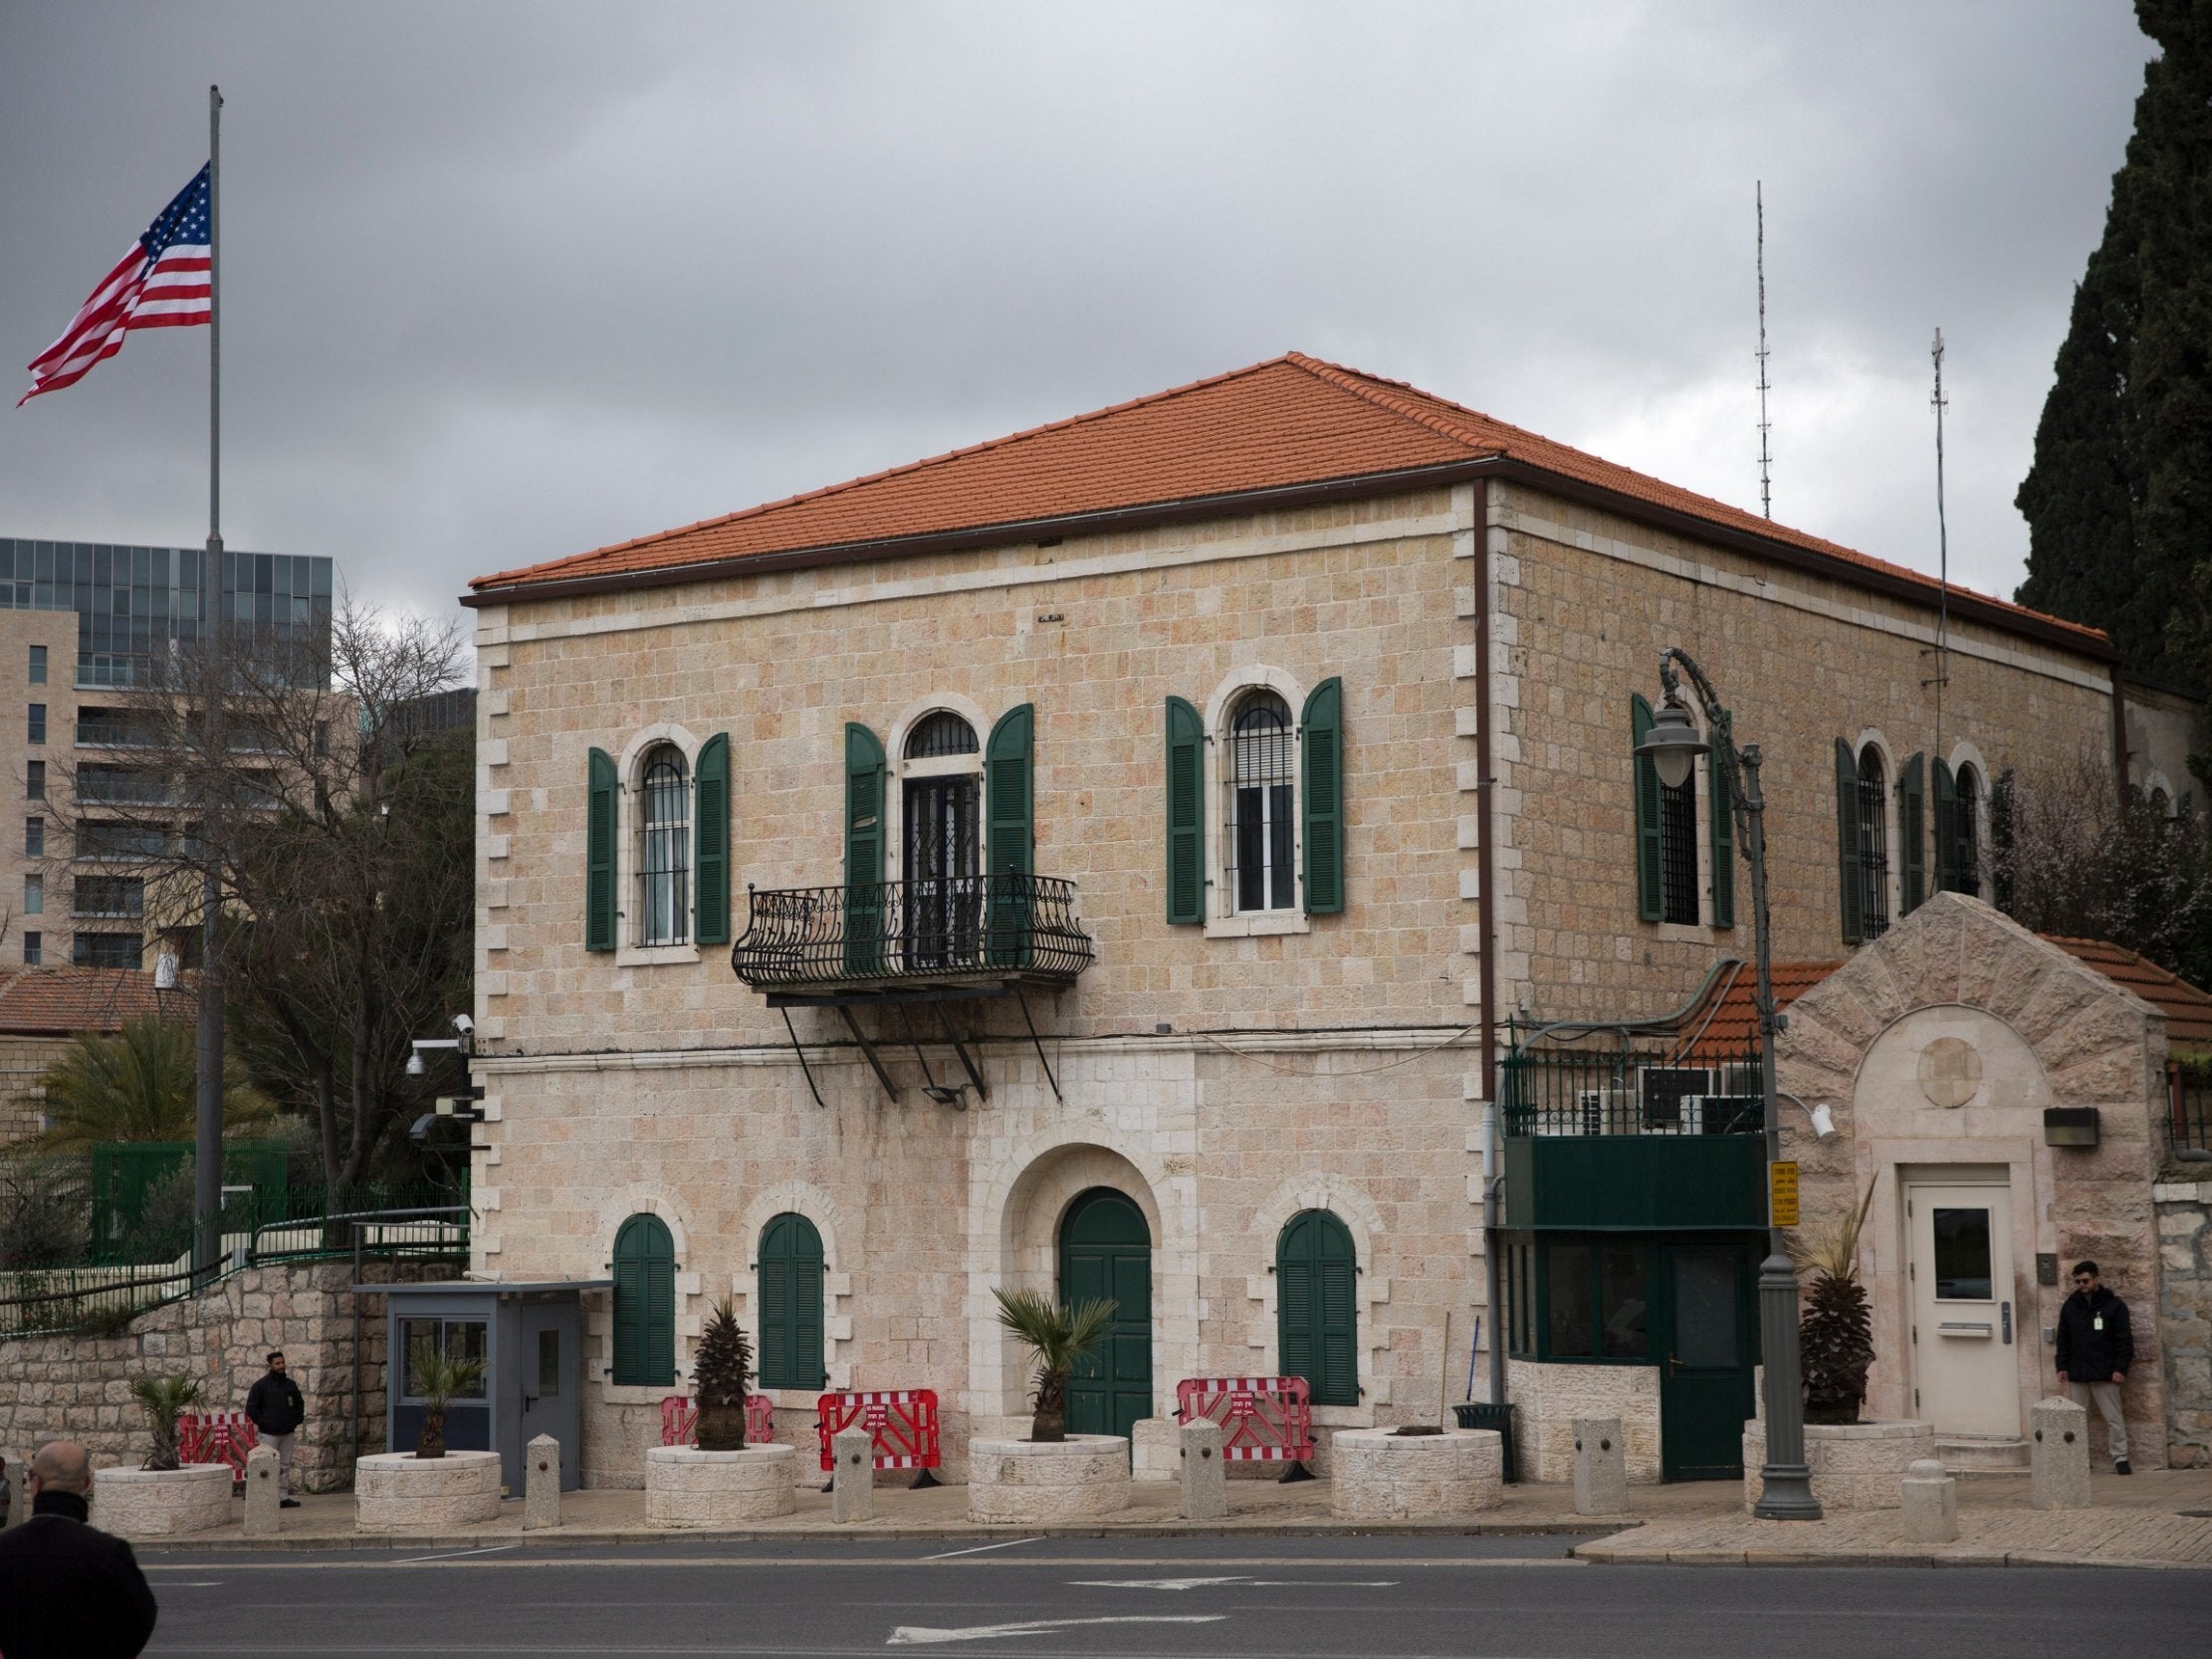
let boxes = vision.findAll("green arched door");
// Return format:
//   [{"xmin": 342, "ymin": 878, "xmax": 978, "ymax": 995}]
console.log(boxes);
[{"xmin": 1057, "ymin": 1187, "xmax": 1152, "ymax": 1440}]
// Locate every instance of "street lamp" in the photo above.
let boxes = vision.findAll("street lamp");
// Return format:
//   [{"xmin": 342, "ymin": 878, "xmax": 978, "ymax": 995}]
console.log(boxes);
[{"xmin": 1634, "ymin": 647, "xmax": 1822, "ymax": 1522}]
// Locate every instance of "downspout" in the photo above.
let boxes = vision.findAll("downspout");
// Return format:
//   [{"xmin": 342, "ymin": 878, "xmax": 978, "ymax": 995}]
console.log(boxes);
[
  {"xmin": 2110, "ymin": 664, "xmax": 2131, "ymax": 819},
  {"xmin": 1473, "ymin": 478, "xmax": 1506, "ymax": 1411}
]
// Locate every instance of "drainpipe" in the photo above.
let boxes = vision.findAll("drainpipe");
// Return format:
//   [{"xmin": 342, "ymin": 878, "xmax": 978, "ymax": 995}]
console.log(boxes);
[
  {"xmin": 2109, "ymin": 663, "xmax": 2131, "ymax": 818},
  {"xmin": 1472, "ymin": 479, "xmax": 1506, "ymax": 1410}
]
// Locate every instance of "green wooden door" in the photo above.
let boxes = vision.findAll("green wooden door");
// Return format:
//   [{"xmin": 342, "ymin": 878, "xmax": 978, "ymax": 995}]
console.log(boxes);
[
  {"xmin": 1057, "ymin": 1187, "xmax": 1152, "ymax": 1441},
  {"xmin": 1654, "ymin": 1243, "xmax": 1757, "ymax": 1481}
]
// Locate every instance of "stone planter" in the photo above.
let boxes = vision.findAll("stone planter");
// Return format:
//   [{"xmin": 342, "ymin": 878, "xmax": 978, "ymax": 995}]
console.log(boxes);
[
  {"xmin": 644, "ymin": 1444, "xmax": 798, "ymax": 1528},
  {"xmin": 1741, "ymin": 1419, "xmax": 1936, "ymax": 1513},
  {"xmin": 91, "ymin": 1463, "xmax": 234, "ymax": 1540},
  {"xmin": 355, "ymin": 1450, "xmax": 503, "ymax": 1532},
  {"xmin": 1331, "ymin": 1428, "xmax": 1503, "ymax": 1519},
  {"xmin": 967, "ymin": 1435, "xmax": 1130, "ymax": 1525}
]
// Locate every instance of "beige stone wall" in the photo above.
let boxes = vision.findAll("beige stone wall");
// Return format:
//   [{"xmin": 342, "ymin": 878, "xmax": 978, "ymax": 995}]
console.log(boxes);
[
  {"xmin": 2122, "ymin": 680, "xmax": 2206, "ymax": 810},
  {"xmin": 0, "ymin": 1033, "xmax": 66, "ymax": 1143},
  {"xmin": 1504, "ymin": 1356, "xmax": 1661, "ymax": 1483},
  {"xmin": 1485, "ymin": 483, "xmax": 2117, "ymax": 1027},
  {"xmin": 0, "ymin": 1259, "xmax": 458, "ymax": 1493},
  {"xmin": 2155, "ymin": 1179, "xmax": 2212, "ymax": 1467}
]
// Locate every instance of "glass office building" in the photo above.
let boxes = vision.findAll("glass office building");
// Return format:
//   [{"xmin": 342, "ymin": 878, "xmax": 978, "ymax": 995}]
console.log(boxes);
[{"xmin": 0, "ymin": 537, "xmax": 332, "ymax": 688}]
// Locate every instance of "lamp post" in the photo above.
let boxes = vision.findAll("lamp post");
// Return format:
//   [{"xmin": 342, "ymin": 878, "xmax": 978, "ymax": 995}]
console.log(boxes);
[{"xmin": 1634, "ymin": 647, "xmax": 1821, "ymax": 1521}]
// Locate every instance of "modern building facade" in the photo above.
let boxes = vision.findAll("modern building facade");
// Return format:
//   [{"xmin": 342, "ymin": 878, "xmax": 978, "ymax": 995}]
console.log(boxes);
[
  {"xmin": 0, "ymin": 536, "xmax": 333, "ymax": 971},
  {"xmin": 460, "ymin": 353, "xmax": 2162, "ymax": 1486}
]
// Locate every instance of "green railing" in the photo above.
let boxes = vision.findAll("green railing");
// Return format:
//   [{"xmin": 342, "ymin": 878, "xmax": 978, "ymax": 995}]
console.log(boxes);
[{"xmin": 1499, "ymin": 1040, "xmax": 1765, "ymax": 1138}]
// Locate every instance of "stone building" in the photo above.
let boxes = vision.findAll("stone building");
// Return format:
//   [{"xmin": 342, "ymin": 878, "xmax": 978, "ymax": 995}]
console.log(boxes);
[
  {"xmin": 0, "ymin": 965, "xmax": 191, "ymax": 1143},
  {"xmin": 460, "ymin": 352, "xmax": 2138, "ymax": 1487}
]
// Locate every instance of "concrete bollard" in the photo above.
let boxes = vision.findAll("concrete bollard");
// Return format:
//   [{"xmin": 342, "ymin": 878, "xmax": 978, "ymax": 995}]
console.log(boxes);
[
  {"xmin": 3, "ymin": 1454, "xmax": 28, "ymax": 1529},
  {"xmin": 1572, "ymin": 1416, "xmax": 1628, "ymax": 1517},
  {"xmin": 1180, "ymin": 1421, "xmax": 1227, "ymax": 1522},
  {"xmin": 831, "ymin": 1428, "xmax": 874, "ymax": 1524},
  {"xmin": 2030, "ymin": 1395, "xmax": 2093, "ymax": 1511},
  {"xmin": 525, "ymin": 1434, "xmax": 561, "ymax": 1531},
  {"xmin": 1899, "ymin": 1457, "xmax": 1958, "ymax": 1542},
  {"xmin": 243, "ymin": 1444, "xmax": 282, "ymax": 1538}
]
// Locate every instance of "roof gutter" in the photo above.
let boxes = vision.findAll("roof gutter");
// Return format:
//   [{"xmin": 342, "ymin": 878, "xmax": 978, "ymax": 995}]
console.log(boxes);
[{"xmin": 462, "ymin": 456, "xmax": 2116, "ymax": 664}]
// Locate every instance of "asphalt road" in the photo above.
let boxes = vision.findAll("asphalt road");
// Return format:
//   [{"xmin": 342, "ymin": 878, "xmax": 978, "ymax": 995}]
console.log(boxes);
[{"xmin": 139, "ymin": 1533, "xmax": 2206, "ymax": 1658}]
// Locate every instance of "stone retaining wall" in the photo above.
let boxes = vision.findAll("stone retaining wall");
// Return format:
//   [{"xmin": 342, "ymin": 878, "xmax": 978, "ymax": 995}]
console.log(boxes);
[
  {"xmin": 2156, "ymin": 1179, "xmax": 2212, "ymax": 1467},
  {"xmin": 0, "ymin": 1258, "xmax": 460, "ymax": 1494}
]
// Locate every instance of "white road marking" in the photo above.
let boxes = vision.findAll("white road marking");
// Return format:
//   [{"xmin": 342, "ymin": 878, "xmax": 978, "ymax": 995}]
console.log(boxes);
[
  {"xmin": 887, "ymin": 1613, "xmax": 1226, "ymax": 1645},
  {"xmin": 390, "ymin": 1543, "xmax": 520, "ymax": 1564},
  {"xmin": 917, "ymin": 1537, "xmax": 1042, "ymax": 1560},
  {"xmin": 1069, "ymin": 1574, "xmax": 1399, "ymax": 1589}
]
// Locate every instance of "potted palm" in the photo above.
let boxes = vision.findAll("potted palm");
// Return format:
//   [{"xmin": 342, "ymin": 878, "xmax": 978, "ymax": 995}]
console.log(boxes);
[
  {"xmin": 692, "ymin": 1297, "xmax": 754, "ymax": 1452},
  {"xmin": 968, "ymin": 1287, "xmax": 1130, "ymax": 1525},
  {"xmin": 411, "ymin": 1348, "xmax": 487, "ymax": 1458},
  {"xmin": 91, "ymin": 1372, "xmax": 231, "ymax": 1539},
  {"xmin": 991, "ymin": 1287, "xmax": 1116, "ymax": 1442},
  {"xmin": 356, "ymin": 1347, "xmax": 503, "ymax": 1531}
]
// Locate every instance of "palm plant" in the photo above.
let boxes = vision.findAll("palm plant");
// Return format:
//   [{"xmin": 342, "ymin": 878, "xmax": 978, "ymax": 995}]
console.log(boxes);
[
  {"xmin": 692, "ymin": 1296, "xmax": 754, "ymax": 1451},
  {"xmin": 992, "ymin": 1287, "xmax": 1117, "ymax": 1442},
  {"xmin": 34, "ymin": 1014, "xmax": 275, "ymax": 1155},
  {"xmin": 1793, "ymin": 1175, "xmax": 1880, "ymax": 1425},
  {"xmin": 411, "ymin": 1348, "xmax": 487, "ymax": 1458},
  {"xmin": 130, "ymin": 1372, "xmax": 205, "ymax": 1471}
]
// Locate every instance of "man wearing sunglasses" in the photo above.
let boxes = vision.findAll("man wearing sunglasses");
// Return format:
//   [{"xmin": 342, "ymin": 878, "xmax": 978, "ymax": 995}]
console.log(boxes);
[{"xmin": 2055, "ymin": 1260, "xmax": 2133, "ymax": 1474}]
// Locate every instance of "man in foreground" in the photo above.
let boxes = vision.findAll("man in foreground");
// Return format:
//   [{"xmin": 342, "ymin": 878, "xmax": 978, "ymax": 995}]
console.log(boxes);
[
  {"xmin": 246, "ymin": 1347, "xmax": 307, "ymax": 1506},
  {"xmin": 0, "ymin": 1439, "xmax": 159, "ymax": 1658},
  {"xmin": 2057, "ymin": 1259, "xmax": 2134, "ymax": 1474}
]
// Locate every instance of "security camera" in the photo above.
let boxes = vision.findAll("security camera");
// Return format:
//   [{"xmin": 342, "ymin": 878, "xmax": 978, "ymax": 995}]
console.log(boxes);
[
  {"xmin": 1810, "ymin": 1103, "xmax": 1837, "ymax": 1141},
  {"xmin": 451, "ymin": 1013, "xmax": 474, "ymax": 1036},
  {"xmin": 405, "ymin": 1052, "xmax": 426, "ymax": 1078}
]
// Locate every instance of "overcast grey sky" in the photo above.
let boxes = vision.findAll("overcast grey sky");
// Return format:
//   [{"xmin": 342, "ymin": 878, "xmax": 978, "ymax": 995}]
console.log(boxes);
[{"xmin": 0, "ymin": 2, "xmax": 2153, "ymax": 626}]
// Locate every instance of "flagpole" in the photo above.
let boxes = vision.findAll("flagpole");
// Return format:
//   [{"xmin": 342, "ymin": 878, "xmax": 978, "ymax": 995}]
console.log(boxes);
[{"xmin": 193, "ymin": 83, "xmax": 226, "ymax": 1283}]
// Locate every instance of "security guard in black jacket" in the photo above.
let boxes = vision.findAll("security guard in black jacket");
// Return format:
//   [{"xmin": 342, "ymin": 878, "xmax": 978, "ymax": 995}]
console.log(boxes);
[
  {"xmin": 0, "ymin": 1440, "xmax": 158, "ymax": 1659},
  {"xmin": 2056, "ymin": 1259, "xmax": 2134, "ymax": 1473}
]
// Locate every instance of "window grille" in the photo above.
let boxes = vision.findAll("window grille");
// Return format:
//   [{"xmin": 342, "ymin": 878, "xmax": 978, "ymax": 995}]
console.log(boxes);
[
  {"xmin": 1954, "ymin": 765, "xmax": 1980, "ymax": 895},
  {"xmin": 636, "ymin": 746, "xmax": 691, "ymax": 947},
  {"xmin": 1659, "ymin": 770, "xmax": 1698, "ymax": 926},
  {"xmin": 904, "ymin": 711, "xmax": 978, "ymax": 759},
  {"xmin": 1857, "ymin": 746, "xmax": 1889, "ymax": 937},
  {"xmin": 1227, "ymin": 692, "xmax": 1294, "ymax": 913}
]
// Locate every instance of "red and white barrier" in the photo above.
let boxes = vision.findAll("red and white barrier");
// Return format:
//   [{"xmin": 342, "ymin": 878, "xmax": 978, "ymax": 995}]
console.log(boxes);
[
  {"xmin": 177, "ymin": 1411, "xmax": 259, "ymax": 1478},
  {"xmin": 814, "ymin": 1388, "xmax": 941, "ymax": 1479},
  {"xmin": 1173, "ymin": 1375, "xmax": 1317, "ymax": 1465}
]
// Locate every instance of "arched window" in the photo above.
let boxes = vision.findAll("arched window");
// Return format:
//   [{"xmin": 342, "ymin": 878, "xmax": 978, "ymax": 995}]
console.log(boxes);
[
  {"xmin": 637, "ymin": 744, "xmax": 691, "ymax": 946},
  {"xmin": 1857, "ymin": 744, "xmax": 1890, "ymax": 938},
  {"xmin": 1276, "ymin": 1208, "xmax": 1357, "ymax": 1405},
  {"xmin": 904, "ymin": 712, "xmax": 979, "ymax": 759},
  {"xmin": 757, "ymin": 1213, "xmax": 826, "ymax": 1389},
  {"xmin": 1954, "ymin": 763, "xmax": 1982, "ymax": 896},
  {"xmin": 1227, "ymin": 691, "xmax": 1295, "ymax": 914},
  {"xmin": 611, "ymin": 1213, "xmax": 675, "ymax": 1386}
]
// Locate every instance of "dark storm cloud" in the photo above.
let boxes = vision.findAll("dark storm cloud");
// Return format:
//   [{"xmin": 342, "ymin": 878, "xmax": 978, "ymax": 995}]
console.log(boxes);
[{"xmin": 0, "ymin": 2, "xmax": 2151, "ymax": 620}]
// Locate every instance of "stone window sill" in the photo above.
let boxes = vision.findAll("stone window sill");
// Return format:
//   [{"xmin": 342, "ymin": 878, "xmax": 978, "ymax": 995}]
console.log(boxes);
[
  {"xmin": 1311, "ymin": 1402, "xmax": 1375, "ymax": 1430},
  {"xmin": 1650, "ymin": 921, "xmax": 1731, "ymax": 945},
  {"xmin": 1205, "ymin": 912, "xmax": 1311, "ymax": 939},
  {"xmin": 616, "ymin": 942, "xmax": 701, "ymax": 968}
]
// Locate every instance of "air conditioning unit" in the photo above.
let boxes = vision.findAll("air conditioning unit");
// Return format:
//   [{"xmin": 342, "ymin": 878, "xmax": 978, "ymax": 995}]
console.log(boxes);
[
  {"xmin": 1638, "ymin": 1068, "xmax": 1710, "ymax": 1134},
  {"xmin": 1530, "ymin": 1090, "xmax": 1617, "ymax": 1136},
  {"xmin": 1680, "ymin": 1095, "xmax": 1764, "ymax": 1136}
]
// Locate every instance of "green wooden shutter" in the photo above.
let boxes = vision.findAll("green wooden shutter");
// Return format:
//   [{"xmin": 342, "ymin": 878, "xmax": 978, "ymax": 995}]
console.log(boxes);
[
  {"xmin": 844, "ymin": 724, "xmax": 885, "ymax": 974},
  {"xmin": 694, "ymin": 732, "xmax": 731, "ymax": 945},
  {"xmin": 987, "ymin": 705, "xmax": 1034, "ymax": 967},
  {"xmin": 1277, "ymin": 1209, "xmax": 1357, "ymax": 1406},
  {"xmin": 1898, "ymin": 751, "xmax": 1925, "ymax": 915},
  {"xmin": 757, "ymin": 1230, "xmax": 789, "ymax": 1387},
  {"xmin": 1932, "ymin": 757, "xmax": 1958, "ymax": 896},
  {"xmin": 611, "ymin": 1213, "xmax": 675, "ymax": 1386},
  {"xmin": 1300, "ymin": 678, "xmax": 1344, "ymax": 916},
  {"xmin": 757, "ymin": 1213, "xmax": 827, "ymax": 1389},
  {"xmin": 1709, "ymin": 747, "xmax": 1735, "ymax": 930},
  {"xmin": 1631, "ymin": 696, "xmax": 1663, "ymax": 922},
  {"xmin": 793, "ymin": 1239, "xmax": 825, "ymax": 1387},
  {"xmin": 1835, "ymin": 737, "xmax": 1865, "ymax": 945},
  {"xmin": 586, "ymin": 747, "xmax": 617, "ymax": 951},
  {"xmin": 1165, "ymin": 697, "xmax": 1205, "ymax": 925}
]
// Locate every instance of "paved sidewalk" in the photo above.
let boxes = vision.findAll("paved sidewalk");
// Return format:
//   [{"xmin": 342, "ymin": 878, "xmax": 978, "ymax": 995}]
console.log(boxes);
[{"xmin": 131, "ymin": 1464, "xmax": 2212, "ymax": 1567}]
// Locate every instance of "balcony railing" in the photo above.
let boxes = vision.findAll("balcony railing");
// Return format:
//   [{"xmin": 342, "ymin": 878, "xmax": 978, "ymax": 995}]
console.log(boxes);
[
  {"xmin": 1500, "ymin": 1040, "xmax": 1765, "ymax": 1138},
  {"xmin": 732, "ymin": 874, "xmax": 1094, "ymax": 993}
]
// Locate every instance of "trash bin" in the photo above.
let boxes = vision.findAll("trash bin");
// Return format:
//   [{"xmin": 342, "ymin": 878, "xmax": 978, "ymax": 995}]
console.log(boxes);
[{"xmin": 1451, "ymin": 1401, "xmax": 1518, "ymax": 1483}]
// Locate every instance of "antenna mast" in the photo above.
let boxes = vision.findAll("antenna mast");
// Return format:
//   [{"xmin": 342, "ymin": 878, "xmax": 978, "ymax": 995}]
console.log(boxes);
[
  {"xmin": 1926, "ymin": 327, "xmax": 1951, "ymax": 744},
  {"xmin": 1756, "ymin": 183, "xmax": 1773, "ymax": 519}
]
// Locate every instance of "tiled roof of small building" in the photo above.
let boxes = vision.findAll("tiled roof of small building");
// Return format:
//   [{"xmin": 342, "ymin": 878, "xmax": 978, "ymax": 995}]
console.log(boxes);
[
  {"xmin": 0, "ymin": 967, "xmax": 195, "ymax": 1036},
  {"xmin": 463, "ymin": 353, "xmax": 2111, "ymax": 656}
]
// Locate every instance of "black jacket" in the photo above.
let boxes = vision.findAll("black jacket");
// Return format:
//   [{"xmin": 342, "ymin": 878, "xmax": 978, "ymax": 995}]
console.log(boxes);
[
  {"xmin": 2056, "ymin": 1284, "xmax": 2134, "ymax": 1382},
  {"xmin": 0, "ymin": 1490, "xmax": 159, "ymax": 1659},
  {"xmin": 246, "ymin": 1368, "xmax": 306, "ymax": 1434}
]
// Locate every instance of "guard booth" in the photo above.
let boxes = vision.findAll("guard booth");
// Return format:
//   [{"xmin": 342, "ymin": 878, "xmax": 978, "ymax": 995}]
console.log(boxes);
[{"xmin": 372, "ymin": 1280, "xmax": 605, "ymax": 1494}]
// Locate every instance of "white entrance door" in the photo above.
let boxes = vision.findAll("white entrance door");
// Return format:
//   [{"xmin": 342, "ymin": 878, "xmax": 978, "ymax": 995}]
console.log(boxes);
[{"xmin": 1904, "ymin": 1177, "xmax": 2019, "ymax": 1437}]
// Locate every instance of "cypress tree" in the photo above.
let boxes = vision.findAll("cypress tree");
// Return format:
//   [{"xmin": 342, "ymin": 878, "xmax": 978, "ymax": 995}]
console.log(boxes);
[{"xmin": 2017, "ymin": 0, "xmax": 2212, "ymax": 693}]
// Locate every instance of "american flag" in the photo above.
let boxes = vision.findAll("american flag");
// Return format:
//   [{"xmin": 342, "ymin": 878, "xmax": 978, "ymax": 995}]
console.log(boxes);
[{"xmin": 18, "ymin": 163, "xmax": 213, "ymax": 406}]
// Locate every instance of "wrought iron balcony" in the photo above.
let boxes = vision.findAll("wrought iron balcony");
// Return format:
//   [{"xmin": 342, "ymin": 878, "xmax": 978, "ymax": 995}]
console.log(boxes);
[{"xmin": 732, "ymin": 874, "xmax": 1093, "ymax": 996}]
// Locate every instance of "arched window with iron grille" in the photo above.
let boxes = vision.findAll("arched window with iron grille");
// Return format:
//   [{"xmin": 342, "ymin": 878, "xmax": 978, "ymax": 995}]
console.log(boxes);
[
  {"xmin": 637, "ymin": 744, "xmax": 691, "ymax": 946},
  {"xmin": 1227, "ymin": 691, "xmax": 1295, "ymax": 914},
  {"xmin": 1857, "ymin": 744, "xmax": 1890, "ymax": 937}
]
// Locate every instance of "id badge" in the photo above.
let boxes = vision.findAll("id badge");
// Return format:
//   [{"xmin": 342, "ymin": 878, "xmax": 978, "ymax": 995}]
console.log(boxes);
[{"xmin": 2094, "ymin": 1316, "xmax": 2104, "ymax": 1332}]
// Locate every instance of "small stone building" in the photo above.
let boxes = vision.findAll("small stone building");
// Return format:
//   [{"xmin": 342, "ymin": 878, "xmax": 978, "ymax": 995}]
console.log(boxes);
[
  {"xmin": 0, "ymin": 967, "xmax": 192, "ymax": 1143},
  {"xmin": 460, "ymin": 352, "xmax": 2144, "ymax": 1487}
]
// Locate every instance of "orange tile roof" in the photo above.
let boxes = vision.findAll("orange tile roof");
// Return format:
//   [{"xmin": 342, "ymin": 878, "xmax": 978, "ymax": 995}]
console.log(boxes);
[
  {"xmin": 2045, "ymin": 936, "xmax": 2212, "ymax": 1054},
  {"xmin": 465, "ymin": 352, "xmax": 2111, "ymax": 657},
  {"xmin": 1680, "ymin": 959, "xmax": 1843, "ymax": 1062},
  {"xmin": 0, "ymin": 967, "xmax": 196, "ymax": 1036}
]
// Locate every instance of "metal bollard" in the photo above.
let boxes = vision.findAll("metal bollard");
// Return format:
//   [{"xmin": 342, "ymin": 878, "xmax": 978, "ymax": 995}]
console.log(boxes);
[
  {"xmin": 1572, "ymin": 1416, "xmax": 1628, "ymax": 1517},
  {"xmin": 243, "ymin": 1444, "xmax": 282, "ymax": 1538},
  {"xmin": 1180, "ymin": 1420, "xmax": 1226, "ymax": 1521},
  {"xmin": 525, "ymin": 1434, "xmax": 561, "ymax": 1531},
  {"xmin": 2030, "ymin": 1396, "xmax": 2093, "ymax": 1510},
  {"xmin": 1899, "ymin": 1457, "xmax": 1958, "ymax": 1542},
  {"xmin": 832, "ymin": 1428, "xmax": 874, "ymax": 1523}
]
